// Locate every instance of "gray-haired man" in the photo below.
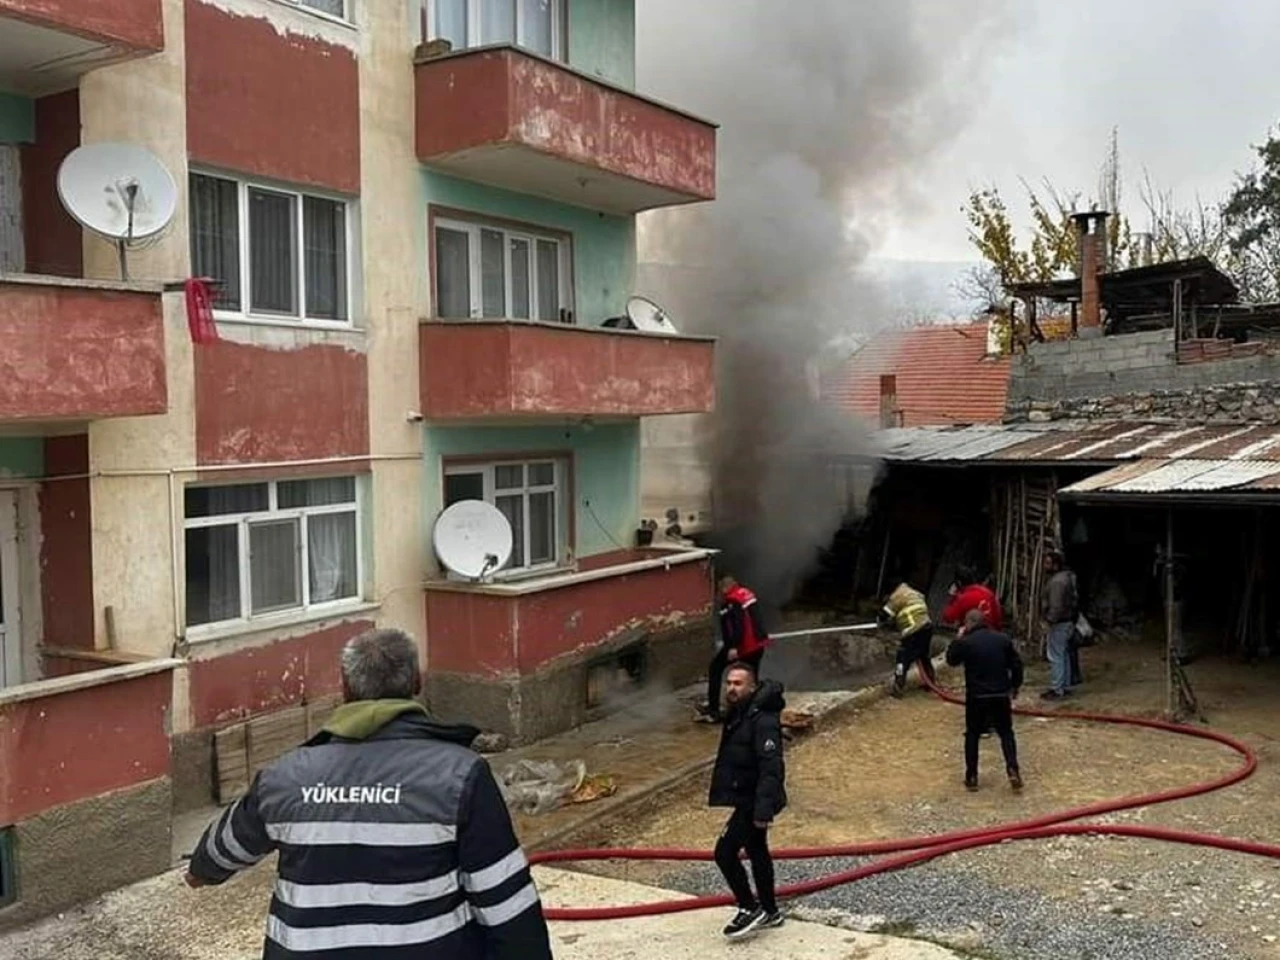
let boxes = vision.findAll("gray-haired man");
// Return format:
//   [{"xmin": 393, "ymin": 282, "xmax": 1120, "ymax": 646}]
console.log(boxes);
[{"xmin": 186, "ymin": 628, "xmax": 552, "ymax": 960}]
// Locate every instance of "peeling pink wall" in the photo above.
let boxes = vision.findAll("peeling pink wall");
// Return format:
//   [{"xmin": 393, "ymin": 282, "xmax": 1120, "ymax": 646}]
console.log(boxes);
[
  {"xmin": 0, "ymin": 0, "xmax": 163, "ymax": 51},
  {"xmin": 0, "ymin": 282, "xmax": 166, "ymax": 420},
  {"xmin": 194, "ymin": 340, "xmax": 369, "ymax": 465},
  {"xmin": 420, "ymin": 322, "xmax": 715, "ymax": 420},
  {"xmin": 424, "ymin": 557, "xmax": 713, "ymax": 676},
  {"xmin": 415, "ymin": 48, "xmax": 716, "ymax": 201},
  {"xmin": 185, "ymin": 0, "xmax": 360, "ymax": 193},
  {"xmin": 187, "ymin": 620, "xmax": 373, "ymax": 727}
]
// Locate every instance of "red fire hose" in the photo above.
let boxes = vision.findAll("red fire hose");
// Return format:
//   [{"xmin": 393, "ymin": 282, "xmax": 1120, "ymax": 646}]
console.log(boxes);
[{"xmin": 531, "ymin": 674, "xmax": 1276, "ymax": 921}]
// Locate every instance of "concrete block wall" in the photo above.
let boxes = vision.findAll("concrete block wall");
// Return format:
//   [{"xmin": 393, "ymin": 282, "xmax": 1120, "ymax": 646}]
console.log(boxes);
[{"xmin": 1008, "ymin": 329, "xmax": 1280, "ymax": 422}]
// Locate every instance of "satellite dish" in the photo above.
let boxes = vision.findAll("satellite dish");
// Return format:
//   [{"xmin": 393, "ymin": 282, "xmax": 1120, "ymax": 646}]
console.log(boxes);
[
  {"xmin": 57, "ymin": 142, "xmax": 178, "ymax": 282},
  {"xmin": 625, "ymin": 295, "xmax": 679, "ymax": 335},
  {"xmin": 433, "ymin": 500, "xmax": 514, "ymax": 581}
]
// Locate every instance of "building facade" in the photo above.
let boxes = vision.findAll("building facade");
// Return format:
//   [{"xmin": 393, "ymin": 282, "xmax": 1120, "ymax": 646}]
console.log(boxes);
[{"xmin": 0, "ymin": 0, "xmax": 717, "ymax": 926}]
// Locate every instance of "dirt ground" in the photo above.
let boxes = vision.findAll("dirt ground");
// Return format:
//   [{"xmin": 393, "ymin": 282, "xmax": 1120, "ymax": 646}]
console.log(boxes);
[{"xmin": 561, "ymin": 640, "xmax": 1280, "ymax": 957}]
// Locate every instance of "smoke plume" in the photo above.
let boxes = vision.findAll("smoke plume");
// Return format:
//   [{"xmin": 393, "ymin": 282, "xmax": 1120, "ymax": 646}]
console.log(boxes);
[{"xmin": 636, "ymin": 0, "xmax": 1013, "ymax": 609}]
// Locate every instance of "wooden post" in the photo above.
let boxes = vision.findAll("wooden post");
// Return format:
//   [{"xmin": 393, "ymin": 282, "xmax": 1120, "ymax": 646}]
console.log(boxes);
[
  {"xmin": 1164, "ymin": 509, "xmax": 1175, "ymax": 719},
  {"xmin": 876, "ymin": 524, "xmax": 893, "ymax": 601}
]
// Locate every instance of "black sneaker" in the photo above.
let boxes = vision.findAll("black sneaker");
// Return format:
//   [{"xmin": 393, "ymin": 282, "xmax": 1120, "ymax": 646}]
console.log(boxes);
[
  {"xmin": 723, "ymin": 907, "xmax": 765, "ymax": 939},
  {"xmin": 1008, "ymin": 769, "xmax": 1024, "ymax": 792},
  {"xmin": 965, "ymin": 774, "xmax": 979, "ymax": 792},
  {"xmin": 1040, "ymin": 689, "xmax": 1067, "ymax": 701},
  {"xmin": 758, "ymin": 910, "xmax": 785, "ymax": 930}
]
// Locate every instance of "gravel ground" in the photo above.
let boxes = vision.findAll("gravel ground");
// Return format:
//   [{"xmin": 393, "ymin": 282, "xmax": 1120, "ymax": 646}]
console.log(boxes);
[{"xmin": 656, "ymin": 857, "xmax": 1246, "ymax": 960}]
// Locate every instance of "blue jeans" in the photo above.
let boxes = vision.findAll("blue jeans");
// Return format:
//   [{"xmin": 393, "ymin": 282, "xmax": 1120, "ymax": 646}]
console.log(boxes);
[{"xmin": 1047, "ymin": 622, "xmax": 1074, "ymax": 694}]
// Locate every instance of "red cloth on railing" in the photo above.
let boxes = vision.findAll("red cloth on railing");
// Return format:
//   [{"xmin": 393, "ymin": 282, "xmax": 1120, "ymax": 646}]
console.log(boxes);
[{"xmin": 184, "ymin": 278, "xmax": 220, "ymax": 344}]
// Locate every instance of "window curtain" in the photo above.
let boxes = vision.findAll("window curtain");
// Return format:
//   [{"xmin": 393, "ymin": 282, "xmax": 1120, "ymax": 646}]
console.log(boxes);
[
  {"xmin": 190, "ymin": 175, "xmax": 241, "ymax": 310},
  {"xmin": 309, "ymin": 512, "xmax": 357, "ymax": 601},
  {"xmin": 249, "ymin": 189, "xmax": 297, "ymax": 314}
]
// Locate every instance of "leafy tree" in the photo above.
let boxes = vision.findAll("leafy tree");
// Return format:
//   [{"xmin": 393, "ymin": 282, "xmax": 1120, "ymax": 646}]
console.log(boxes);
[{"xmin": 1224, "ymin": 130, "xmax": 1280, "ymax": 302}]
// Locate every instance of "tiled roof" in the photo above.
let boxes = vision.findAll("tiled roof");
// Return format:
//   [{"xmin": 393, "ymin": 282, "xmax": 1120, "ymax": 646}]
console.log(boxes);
[{"xmin": 823, "ymin": 322, "xmax": 1012, "ymax": 427}]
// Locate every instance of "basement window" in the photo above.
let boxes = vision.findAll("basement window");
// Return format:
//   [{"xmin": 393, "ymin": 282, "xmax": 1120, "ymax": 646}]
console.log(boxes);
[
  {"xmin": 0, "ymin": 828, "xmax": 15, "ymax": 909},
  {"xmin": 585, "ymin": 644, "xmax": 648, "ymax": 712}
]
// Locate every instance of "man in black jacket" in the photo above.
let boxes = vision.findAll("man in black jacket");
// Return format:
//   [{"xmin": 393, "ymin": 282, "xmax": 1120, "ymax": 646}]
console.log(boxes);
[
  {"xmin": 945, "ymin": 608, "xmax": 1024, "ymax": 793},
  {"xmin": 185, "ymin": 628, "xmax": 553, "ymax": 960},
  {"xmin": 708, "ymin": 661, "xmax": 787, "ymax": 939}
]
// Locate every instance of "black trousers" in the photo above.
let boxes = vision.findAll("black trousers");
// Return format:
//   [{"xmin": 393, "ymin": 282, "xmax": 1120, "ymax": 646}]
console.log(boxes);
[
  {"xmin": 894, "ymin": 626, "xmax": 936, "ymax": 686},
  {"xmin": 965, "ymin": 696, "xmax": 1019, "ymax": 779},
  {"xmin": 1069, "ymin": 633, "xmax": 1084, "ymax": 687},
  {"xmin": 707, "ymin": 646, "xmax": 764, "ymax": 717},
  {"xmin": 714, "ymin": 806, "xmax": 776, "ymax": 913}
]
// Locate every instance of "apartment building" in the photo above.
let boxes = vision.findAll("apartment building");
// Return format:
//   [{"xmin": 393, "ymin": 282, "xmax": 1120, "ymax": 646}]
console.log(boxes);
[{"xmin": 0, "ymin": 0, "xmax": 717, "ymax": 926}]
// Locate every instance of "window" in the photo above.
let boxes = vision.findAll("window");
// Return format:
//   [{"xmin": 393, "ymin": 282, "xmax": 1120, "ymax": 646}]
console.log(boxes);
[
  {"xmin": 184, "ymin": 477, "xmax": 362, "ymax": 629},
  {"xmin": 281, "ymin": 0, "xmax": 354, "ymax": 22},
  {"xmin": 190, "ymin": 173, "xmax": 351, "ymax": 324},
  {"xmin": 434, "ymin": 217, "xmax": 570, "ymax": 322},
  {"xmin": 425, "ymin": 0, "xmax": 564, "ymax": 60},
  {"xmin": 444, "ymin": 459, "xmax": 565, "ymax": 572}
]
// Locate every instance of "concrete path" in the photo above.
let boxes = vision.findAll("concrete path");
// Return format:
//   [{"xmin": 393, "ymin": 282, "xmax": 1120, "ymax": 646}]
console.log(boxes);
[{"xmin": 0, "ymin": 862, "xmax": 960, "ymax": 959}]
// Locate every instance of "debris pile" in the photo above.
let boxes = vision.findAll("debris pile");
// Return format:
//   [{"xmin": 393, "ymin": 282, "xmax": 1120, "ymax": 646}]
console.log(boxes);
[{"xmin": 497, "ymin": 759, "xmax": 617, "ymax": 814}]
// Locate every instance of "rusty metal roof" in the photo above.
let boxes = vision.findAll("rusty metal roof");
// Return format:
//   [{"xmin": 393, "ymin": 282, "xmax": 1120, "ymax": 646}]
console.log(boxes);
[
  {"xmin": 876, "ymin": 422, "xmax": 1280, "ymax": 465},
  {"xmin": 1060, "ymin": 458, "xmax": 1280, "ymax": 498}
]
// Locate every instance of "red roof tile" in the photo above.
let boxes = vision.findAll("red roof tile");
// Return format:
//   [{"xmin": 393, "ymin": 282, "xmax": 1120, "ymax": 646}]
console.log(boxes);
[{"xmin": 823, "ymin": 322, "xmax": 1012, "ymax": 427}]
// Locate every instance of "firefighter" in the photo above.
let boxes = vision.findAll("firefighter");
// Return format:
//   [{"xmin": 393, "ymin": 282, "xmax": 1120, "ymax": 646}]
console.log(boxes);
[
  {"xmin": 699, "ymin": 575, "xmax": 771, "ymax": 722},
  {"xmin": 880, "ymin": 580, "xmax": 936, "ymax": 697}
]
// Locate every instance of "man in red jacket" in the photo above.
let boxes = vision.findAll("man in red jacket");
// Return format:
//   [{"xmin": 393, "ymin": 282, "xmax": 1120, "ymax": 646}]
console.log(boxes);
[
  {"xmin": 942, "ymin": 567, "xmax": 1004, "ymax": 632},
  {"xmin": 698, "ymin": 576, "xmax": 771, "ymax": 723}
]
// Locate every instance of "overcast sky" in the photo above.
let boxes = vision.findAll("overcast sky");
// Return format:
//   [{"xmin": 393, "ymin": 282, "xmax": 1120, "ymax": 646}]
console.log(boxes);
[{"xmin": 872, "ymin": 0, "xmax": 1280, "ymax": 262}]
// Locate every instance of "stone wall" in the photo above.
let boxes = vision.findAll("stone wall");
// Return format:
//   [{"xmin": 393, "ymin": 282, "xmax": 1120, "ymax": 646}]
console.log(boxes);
[{"xmin": 1007, "ymin": 329, "xmax": 1280, "ymax": 422}]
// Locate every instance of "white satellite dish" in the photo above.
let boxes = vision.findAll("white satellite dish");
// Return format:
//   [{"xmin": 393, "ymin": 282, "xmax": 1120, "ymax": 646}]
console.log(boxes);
[
  {"xmin": 625, "ymin": 295, "xmax": 679, "ymax": 335},
  {"xmin": 57, "ymin": 142, "xmax": 178, "ymax": 282},
  {"xmin": 433, "ymin": 500, "xmax": 514, "ymax": 581}
]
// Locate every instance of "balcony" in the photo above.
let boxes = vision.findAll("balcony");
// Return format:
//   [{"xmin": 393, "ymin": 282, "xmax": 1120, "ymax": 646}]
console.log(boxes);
[
  {"xmin": 0, "ymin": 0, "xmax": 163, "ymax": 94},
  {"xmin": 414, "ymin": 45, "xmax": 717, "ymax": 216},
  {"xmin": 419, "ymin": 319, "xmax": 715, "ymax": 421},
  {"xmin": 0, "ymin": 274, "xmax": 167, "ymax": 422}
]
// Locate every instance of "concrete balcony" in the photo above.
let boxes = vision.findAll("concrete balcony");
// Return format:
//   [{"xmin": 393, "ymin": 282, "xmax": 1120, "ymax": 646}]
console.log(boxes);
[
  {"xmin": 0, "ymin": 0, "xmax": 163, "ymax": 94},
  {"xmin": 414, "ymin": 45, "xmax": 717, "ymax": 215},
  {"xmin": 419, "ymin": 319, "xmax": 715, "ymax": 421},
  {"xmin": 0, "ymin": 274, "xmax": 167, "ymax": 422}
]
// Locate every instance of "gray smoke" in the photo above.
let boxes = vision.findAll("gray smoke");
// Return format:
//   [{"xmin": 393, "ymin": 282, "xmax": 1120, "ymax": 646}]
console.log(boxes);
[{"xmin": 636, "ymin": 0, "xmax": 1013, "ymax": 608}]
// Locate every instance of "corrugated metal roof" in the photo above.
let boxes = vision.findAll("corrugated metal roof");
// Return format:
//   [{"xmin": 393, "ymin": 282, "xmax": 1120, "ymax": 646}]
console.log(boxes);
[
  {"xmin": 876, "ymin": 422, "xmax": 1280, "ymax": 465},
  {"xmin": 1059, "ymin": 459, "xmax": 1280, "ymax": 497}
]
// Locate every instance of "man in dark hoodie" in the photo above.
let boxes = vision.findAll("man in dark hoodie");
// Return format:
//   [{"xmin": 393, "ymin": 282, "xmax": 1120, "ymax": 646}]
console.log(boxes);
[
  {"xmin": 946, "ymin": 608, "xmax": 1024, "ymax": 792},
  {"xmin": 185, "ymin": 628, "xmax": 553, "ymax": 960},
  {"xmin": 708, "ymin": 661, "xmax": 787, "ymax": 940}
]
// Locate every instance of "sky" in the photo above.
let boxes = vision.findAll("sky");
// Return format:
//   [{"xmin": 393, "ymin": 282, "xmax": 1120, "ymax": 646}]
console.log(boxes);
[{"xmin": 875, "ymin": 0, "xmax": 1280, "ymax": 262}]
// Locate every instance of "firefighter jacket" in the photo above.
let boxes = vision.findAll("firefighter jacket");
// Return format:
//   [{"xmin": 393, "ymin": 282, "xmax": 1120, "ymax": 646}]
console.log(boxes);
[
  {"xmin": 708, "ymin": 679, "xmax": 788, "ymax": 823},
  {"xmin": 720, "ymin": 584, "xmax": 770, "ymax": 658},
  {"xmin": 882, "ymin": 582, "xmax": 932, "ymax": 639},
  {"xmin": 188, "ymin": 700, "xmax": 553, "ymax": 960}
]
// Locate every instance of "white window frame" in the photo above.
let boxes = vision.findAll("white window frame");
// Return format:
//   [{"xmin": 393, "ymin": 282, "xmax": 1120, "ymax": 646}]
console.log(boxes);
[
  {"xmin": 276, "ymin": 0, "xmax": 356, "ymax": 25},
  {"xmin": 183, "ymin": 477, "xmax": 365, "ymax": 635},
  {"xmin": 443, "ymin": 458, "xmax": 567, "ymax": 576},
  {"xmin": 190, "ymin": 170, "xmax": 356, "ymax": 329},
  {"xmin": 423, "ymin": 0, "xmax": 566, "ymax": 61},
  {"xmin": 434, "ymin": 215, "xmax": 572, "ymax": 322}
]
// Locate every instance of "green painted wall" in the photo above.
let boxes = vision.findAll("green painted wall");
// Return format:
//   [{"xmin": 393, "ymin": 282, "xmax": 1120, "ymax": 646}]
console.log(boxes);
[
  {"xmin": 425, "ymin": 421, "xmax": 640, "ymax": 560},
  {"xmin": 424, "ymin": 172, "xmax": 635, "ymax": 326},
  {"xmin": 568, "ymin": 0, "xmax": 635, "ymax": 89},
  {"xmin": 0, "ymin": 439, "xmax": 44, "ymax": 478},
  {"xmin": 0, "ymin": 93, "xmax": 34, "ymax": 144}
]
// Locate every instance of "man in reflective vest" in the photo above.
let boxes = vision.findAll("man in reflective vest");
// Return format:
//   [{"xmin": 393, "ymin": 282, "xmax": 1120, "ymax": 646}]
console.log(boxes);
[
  {"xmin": 880, "ymin": 580, "xmax": 936, "ymax": 697},
  {"xmin": 699, "ymin": 575, "xmax": 771, "ymax": 722}
]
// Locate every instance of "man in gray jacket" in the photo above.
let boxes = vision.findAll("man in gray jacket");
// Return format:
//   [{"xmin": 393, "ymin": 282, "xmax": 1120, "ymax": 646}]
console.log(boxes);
[
  {"xmin": 185, "ymin": 628, "xmax": 552, "ymax": 960},
  {"xmin": 1041, "ymin": 550, "xmax": 1078, "ymax": 700}
]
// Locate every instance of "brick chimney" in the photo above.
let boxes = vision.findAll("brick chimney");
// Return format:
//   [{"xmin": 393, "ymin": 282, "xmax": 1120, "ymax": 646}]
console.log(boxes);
[
  {"xmin": 879, "ymin": 374, "xmax": 901, "ymax": 428},
  {"xmin": 1072, "ymin": 211, "xmax": 1110, "ymax": 335}
]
